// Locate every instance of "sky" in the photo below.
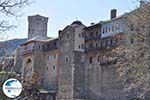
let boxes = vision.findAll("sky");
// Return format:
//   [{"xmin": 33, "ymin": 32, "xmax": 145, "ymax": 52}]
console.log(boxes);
[{"xmin": 6, "ymin": 0, "xmax": 139, "ymax": 40}]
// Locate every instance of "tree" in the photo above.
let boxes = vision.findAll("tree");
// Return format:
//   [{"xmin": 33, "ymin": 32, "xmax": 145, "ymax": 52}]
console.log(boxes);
[
  {"xmin": 112, "ymin": 0, "xmax": 150, "ymax": 99},
  {"xmin": 0, "ymin": 0, "xmax": 32, "ymax": 33}
]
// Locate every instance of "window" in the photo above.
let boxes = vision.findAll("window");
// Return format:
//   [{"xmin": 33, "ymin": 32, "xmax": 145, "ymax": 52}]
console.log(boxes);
[
  {"xmin": 78, "ymin": 45, "xmax": 81, "ymax": 49},
  {"xmin": 53, "ymin": 65, "xmax": 55, "ymax": 70},
  {"xmin": 89, "ymin": 56, "xmax": 93, "ymax": 64},
  {"xmin": 109, "ymin": 27, "xmax": 111, "ymax": 32},
  {"xmin": 130, "ymin": 24, "xmax": 134, "ymax": 31},
  {"xmin": 67, "ymin": 33, "xmax": 69, "ymax": 38},
  {"xmin": 112, "ymin": 26, "xmax": 114, "ymax": 31},
  {"xmin": 96, "ymin": 43, "xmax": 98, "ymax": 47},
  {"xmin": 90, "ymin": 32, "xmax": 93, "ymax": 37},
  {"xmin": 96, "ymin": 31, "xmax": 98, "ymax": 36},
  {"xmin": 79, "ymin": 33, "xmax": 81, "ymax": 37},
  {"xmin": 54, "ymin": 55, "xmax": 56, "ymax": 59},
  {"xmin": 39, "ymin": 45, "xmax": 41, "ymax": 50},
  {"xmin": 27, "ymin": 59, "xmax": 32, "ymax": 63},
  {"xmin": 103, "ymin": 28, "xmax": 105, "ymax": 34},
  {"xmin": 66, "ymin": 57, "xmax": 68, "ymax": 62},
  {"xmin": 130, "ymin": 37, "xmax": 134, "ymax": 44},
  {"xmin": 106, "ymin": 27, "xmax": 108, "ymax": 33}
]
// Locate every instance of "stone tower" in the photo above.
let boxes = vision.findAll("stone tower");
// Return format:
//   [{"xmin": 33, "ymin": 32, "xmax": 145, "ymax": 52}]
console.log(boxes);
[
  {"xmin": 28, "ymin": 14, "xmax": 48, "ymax": 39},
  {"xmin": 58, "ymin": 21, "xmax": 86, "ymax": 100}
]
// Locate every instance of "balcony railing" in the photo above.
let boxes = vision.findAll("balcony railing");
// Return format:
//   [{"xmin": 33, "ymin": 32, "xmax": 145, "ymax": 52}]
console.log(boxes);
[
  {"xmin": 85, "ymin": 35, "xmax": 101, "ymax": 42},
  {"xmin": 20, "ymin": 47, "xmax": 34, "ymax": 55},
  {"xmin": 85, "ymin": 43, "xmax": 117, "ymax": 52},
  {"xmin": 42, "ymin": 45, "xmax": 58, "ymax": 51}
]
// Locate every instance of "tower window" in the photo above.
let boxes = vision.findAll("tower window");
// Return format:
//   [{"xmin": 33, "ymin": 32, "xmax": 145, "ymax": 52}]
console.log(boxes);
[{"xmin": 89, "ymin": 56, "xmax": 93, "ymax": 64}]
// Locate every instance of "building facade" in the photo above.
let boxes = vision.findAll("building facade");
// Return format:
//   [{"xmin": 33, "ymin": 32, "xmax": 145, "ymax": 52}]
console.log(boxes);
[{"xmin": 19, "ymin": 2, "xmax": 150, "ymax": 100}]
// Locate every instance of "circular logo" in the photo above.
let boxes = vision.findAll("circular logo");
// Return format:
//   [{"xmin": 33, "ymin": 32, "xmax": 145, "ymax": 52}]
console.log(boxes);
[{"xmin": 2, "ymin": 78, "xmax": 22, "ymax": 98}]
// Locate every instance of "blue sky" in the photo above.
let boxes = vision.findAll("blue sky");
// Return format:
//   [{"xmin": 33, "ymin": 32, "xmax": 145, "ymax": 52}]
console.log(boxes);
[{"xmin": 6, "ymin": 0, "xmax": 139, "ymax": 40}]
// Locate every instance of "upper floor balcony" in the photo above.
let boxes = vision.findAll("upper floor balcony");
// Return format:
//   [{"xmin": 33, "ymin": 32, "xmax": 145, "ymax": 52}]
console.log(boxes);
[
  {"xmin": 85, "ymin": 45, "xmax": 114, "ymax": 52},
  {"xmin": 85, "ymin": 34, "xmax": 101, "ymax": 42},
  {"xmin": 20, "ymin": 43, "xmax": 35, "ymax": 55}
]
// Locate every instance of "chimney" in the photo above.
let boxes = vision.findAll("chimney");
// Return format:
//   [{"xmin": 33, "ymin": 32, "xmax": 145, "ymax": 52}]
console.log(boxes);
[{"xmin": 111, "ymin": 9, "xmax": 117, "ymax": 19}]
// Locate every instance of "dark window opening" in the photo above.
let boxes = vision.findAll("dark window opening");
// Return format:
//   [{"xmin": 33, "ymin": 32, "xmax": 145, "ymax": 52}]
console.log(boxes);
[
  {"xmin": 96, "ymin": 43, "xmax": 98, "ymax": 47},
  {"xmin": 106, "ymin": 27, "xmax": 108, "ymax": 33},
  {"xmin": 112, "ymin": 26, "xmax": 114, "ymax": 31},
  {"xmin": 79, "ymin": 33, "xmax": 81, "ymax": 37},
  {"xmin": 130, "ymin": 37, "xmax": 134, "ymax": 44},
  {"xmin": 89, "ymin": 56, "xmax": 93, "ymax": 64},
  {"xmin": 53, "ymin": 65, "xmax": 55, "ymax": 70},
  {"xmin": 78, "ymin": 45, "xmax": 80, "ymax": 49},
  {"xmin": 106, "ymin": 40, "xmax": 108, "ymax": 47},
  {"xmin": 67, "ymin": 34, "xmax": 69, "ymax": 39},
  {"xmin": 103, "ymin": 28, "xmax": 105, "ymax": 34},
  {"xmin": 66, "ymin": 57, "xmax": 68, "ymax": 62},
  {"xmin": 97, "ymin": 56, "xmax": 100, "ymax": 62},
  {"xmin": 54, "ymin": 55, "xmax": 56, "ymax": 59},
  {"xmin": 130, "ymin": 24, "xmax": 134, "ymax": 31},
  {"xmin": 27, "ymin": 59, "xmax": 32, "ymax": 63}
]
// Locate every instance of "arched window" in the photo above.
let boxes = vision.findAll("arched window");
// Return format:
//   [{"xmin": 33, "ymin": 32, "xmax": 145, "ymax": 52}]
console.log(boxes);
[
  {"xmin": 89, "ymin": 56, "xmax": 93, "ymax": 64},
  {"xmin": 27, "ymin": 59, "xmax": 32, "ymax": 63}
]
